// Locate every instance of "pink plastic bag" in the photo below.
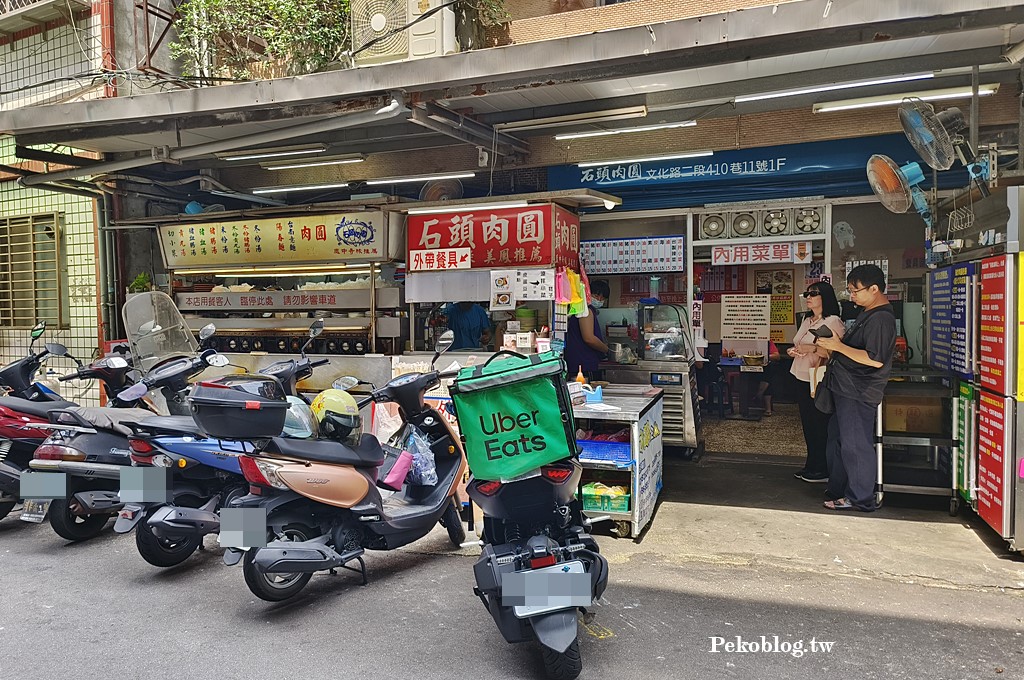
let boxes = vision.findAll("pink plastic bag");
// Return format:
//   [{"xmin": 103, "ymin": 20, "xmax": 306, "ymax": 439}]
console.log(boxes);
[{"xmin": 377, "ymin": 448, "xmax": 414, "ymax": 491}]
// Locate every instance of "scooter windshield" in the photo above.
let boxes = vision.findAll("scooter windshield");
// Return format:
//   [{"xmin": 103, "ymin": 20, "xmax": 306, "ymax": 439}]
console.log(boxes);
[{"xmin": 122, "ymin": 291, "xmax": 199, "ymax": 372}]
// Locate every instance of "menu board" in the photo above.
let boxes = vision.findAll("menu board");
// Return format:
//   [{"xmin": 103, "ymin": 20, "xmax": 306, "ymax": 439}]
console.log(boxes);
[
  {"xmin": 927, "ymin": 266, "xmax": 952, "ymax": 371},
  {"xmin": 580, "ymin": 236, "xmax": 685, "ymax": 274},
  {"xmin": 721, "ymin": 295, "xmax": 771, "ymax": 340},
  {"xmin": 955, "ymin": 381, "xmax": 976, "ymax": 502},
  {"xmin": 976, "ymin": 390, "xmax": 1013, "ymax": 537},
  {"xmin": 950, "ymin": 262, "xmax": 974, "ymax": 379},
  {"xmin": 979, "ymin": 256, "xmax": 1013, "ymax": 396}
]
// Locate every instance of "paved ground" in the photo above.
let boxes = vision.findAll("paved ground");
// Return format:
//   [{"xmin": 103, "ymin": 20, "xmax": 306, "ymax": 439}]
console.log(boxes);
[{"xmin": 2, "ymin": 455, "xmax": 1022, "ymax": 680}]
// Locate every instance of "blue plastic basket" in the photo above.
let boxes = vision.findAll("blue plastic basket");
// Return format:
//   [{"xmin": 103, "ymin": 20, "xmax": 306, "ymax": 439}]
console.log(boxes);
[{"xmin": 577, "ymin": 439, "xmax": 632, "ymax": 466}]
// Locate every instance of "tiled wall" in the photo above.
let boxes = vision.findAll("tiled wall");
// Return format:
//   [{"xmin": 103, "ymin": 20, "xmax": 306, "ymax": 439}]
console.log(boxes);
[{"xmin": 0, "ymin": 137, "xmax": 100, "ymax": 405}]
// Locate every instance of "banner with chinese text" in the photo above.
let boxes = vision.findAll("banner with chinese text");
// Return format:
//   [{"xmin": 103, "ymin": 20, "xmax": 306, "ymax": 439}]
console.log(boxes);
[{"xmin": 710, "ymin": 242, "xmax": 810, "ymax": 267}]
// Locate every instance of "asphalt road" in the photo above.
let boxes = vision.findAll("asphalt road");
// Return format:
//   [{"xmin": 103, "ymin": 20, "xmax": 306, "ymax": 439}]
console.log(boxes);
[{"xmin": 2, "ymin": 510, "xmax": 1022, "ymax": 680}]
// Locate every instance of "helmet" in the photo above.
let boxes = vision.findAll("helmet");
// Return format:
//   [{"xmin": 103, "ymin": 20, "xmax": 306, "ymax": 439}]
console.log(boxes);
[
  {"xmin": 282, "ymin": 396, "xmax": 318, "ymax": 439},
  {"xmin": 310, "ymin": 389, "xmax": 362, "ymax": 446}
]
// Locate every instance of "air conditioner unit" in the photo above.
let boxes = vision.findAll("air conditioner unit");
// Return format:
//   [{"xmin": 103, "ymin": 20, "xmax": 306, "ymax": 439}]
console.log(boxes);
[
  {"xmin": 761, "ymin": 208, "xmax": 793, "ymax": 237},
  {"xmin": 352, "ymin": 0, "xmax": 458, "ymax": 67},
  {"xmin": 730, "ymin": 211, "xmax": 760, "ymax": 239},
  {"xmin": 793, "ymin": 206, "xmax": 825, "ymax": 235},
  {"xmin": 699, "ymin": 213, "xmax": 728, "ymax": 240}
]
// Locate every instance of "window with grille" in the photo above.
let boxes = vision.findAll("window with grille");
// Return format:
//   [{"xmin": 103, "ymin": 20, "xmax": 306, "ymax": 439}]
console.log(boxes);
[{"xmin": 0, "ymin": 212, "xmax": 68, "ymax": 328}]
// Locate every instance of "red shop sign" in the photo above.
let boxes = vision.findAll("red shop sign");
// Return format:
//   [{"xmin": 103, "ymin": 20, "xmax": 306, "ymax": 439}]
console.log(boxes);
[
  {"xmin": 406, "ymin": 203, "xmax": 579, "ymax": 270},
  {"xmin": 979, "ymin": 255, "xmax": 1013, "ymax": 395}
]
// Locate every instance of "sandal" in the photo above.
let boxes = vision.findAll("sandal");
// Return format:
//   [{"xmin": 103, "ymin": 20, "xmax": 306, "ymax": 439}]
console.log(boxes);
[{"xmin": 823, "ymin": 498, "xmax": 854, "ymax": 510}]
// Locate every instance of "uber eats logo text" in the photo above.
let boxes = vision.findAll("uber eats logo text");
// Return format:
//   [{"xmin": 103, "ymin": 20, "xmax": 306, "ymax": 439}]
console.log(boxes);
[{"xmin": 480, "ymin": 409, "xmax": 546, "ymax": 460}]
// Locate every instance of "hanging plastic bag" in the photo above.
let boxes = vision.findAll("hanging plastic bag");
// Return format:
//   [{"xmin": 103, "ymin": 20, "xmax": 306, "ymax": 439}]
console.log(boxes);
[{"xmin": 405, "ymin": 429, "xmax": 438, "ymax": 486}]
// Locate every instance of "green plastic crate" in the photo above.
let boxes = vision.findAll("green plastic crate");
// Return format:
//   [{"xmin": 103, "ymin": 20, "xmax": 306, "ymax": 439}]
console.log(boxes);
[
  {"xmin": 582, "ymin": 493, "xmax": 604, "ymax": 512},
  {"xmin": 604, "ymin": 494, "xmax": 630, "ymax": 513}
]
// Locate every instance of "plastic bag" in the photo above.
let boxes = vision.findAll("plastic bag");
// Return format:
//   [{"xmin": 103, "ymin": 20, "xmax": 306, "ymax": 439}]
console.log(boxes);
[
  {"xmin": 377, "ymin": 446, "xmax": 414, "ymax": 491},
  {"xmin": 405, "ymin": 429, "xmax": 438, "ymax": 486}
]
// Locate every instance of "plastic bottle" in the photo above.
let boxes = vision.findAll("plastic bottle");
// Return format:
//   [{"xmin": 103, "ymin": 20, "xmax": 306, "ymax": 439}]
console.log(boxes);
[{"xmin": 575, "ymin": 369, "xmax": 588, "ymax": 385}]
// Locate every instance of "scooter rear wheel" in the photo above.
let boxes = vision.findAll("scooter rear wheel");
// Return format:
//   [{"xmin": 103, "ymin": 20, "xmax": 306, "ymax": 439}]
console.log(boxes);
[
  {"xmin": 242, "ymin": 524, "xmax": 314, "ymax": 602},
  {"xmin": 135, "ymin": 520, "xmax": 201, "ymax": 568},
  {"xmin": 48, "ymin": 498, "xmax": 109, "ymax": 541},
  {"xmin": 0, "ymin": 502, "xmax": 15, "ymax": 522},
  {"xmin": 541, "ymin": 635, "xmax": 582, "ymax": 680}
]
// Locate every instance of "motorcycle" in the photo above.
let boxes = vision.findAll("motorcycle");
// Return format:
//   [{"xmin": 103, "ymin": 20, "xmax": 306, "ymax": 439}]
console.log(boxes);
[
  {"xmin": 221, "ymin": 331, "xmax": 467, "ymax": 602},
  {"xmin": 0, "ymin": 320, "xmax": 80, "ymax": 401},
  {"xmin": 0, "ymin": 355, "xmax": 138, "ymax": 522},
  {"xmin": 114, "ymin": 320, "xmax": 331, "ymax": 568},
  {"xmin": 21, "ymin": 292, "xmax": 220, "ymax": 540},
  {"xmin": 457, "ymin": 357, "xmax": 610, "ymax": 680}
]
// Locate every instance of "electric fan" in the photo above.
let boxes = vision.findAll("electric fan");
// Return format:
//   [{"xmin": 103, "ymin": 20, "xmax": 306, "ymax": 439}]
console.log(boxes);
[
  {"xmin": 418, "ymin": 178, "xmax": 464, "ymax": 201},
  {"xmin": 866, "ymin": 154, "xmax": 932, "ymax": 227},
  {"xmin": 795, "ymin": 207, "xmax": 823, "ymax": 234},
  {"xmin": 898, "ymin": 97, "xmax": 990, "ymax": 196},
  {"xmin": 699, "ymin": 214, "xmax": 726, "ymax": 239},
  {"xmin": 731, "ymin": 212, "xmax": 757, "ymax": 237},
  {"xmin": 762, "ymin": 209, "xmax": 790, "ymax": 236}
]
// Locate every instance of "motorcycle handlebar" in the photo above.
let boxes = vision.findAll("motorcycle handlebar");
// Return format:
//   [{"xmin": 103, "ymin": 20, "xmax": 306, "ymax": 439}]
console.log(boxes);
[{"xmin": 309, "ymin": 359, "xmax": 330, "ymax": 368}]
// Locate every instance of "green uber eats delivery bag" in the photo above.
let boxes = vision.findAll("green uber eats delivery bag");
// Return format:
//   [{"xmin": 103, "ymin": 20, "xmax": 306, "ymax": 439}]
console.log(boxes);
[{"xmin": 450, "ymin": 350, "xmax": 579, "ymax": 482}]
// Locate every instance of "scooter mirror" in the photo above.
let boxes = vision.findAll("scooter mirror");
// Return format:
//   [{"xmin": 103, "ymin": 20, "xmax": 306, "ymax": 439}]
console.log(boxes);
[
  {"xmin": 205, "ymin": 353, "xmax": 231, "ymax": 368},
  {"xmin": 118, "ymin": 383, "xmax": 149, "ymax": 401},
  {"xmin": 44, "ymin": 342, "xmax": 69, "ymax": 356},
  {"xmin": 30, "ymin": 321, "xmax": 46, "ymax": 340},
  {"xmin": 105, "ymin": 356, "xmax": 129, "ymax": 369},
  {"xmin": 309, "ymin": 318, "xmax": 325, "ymax": 338},
  {"xmin": 332, "ymin": 376, "xmax": 359, "ymax": 391},
  {"xmin": 435, "ymin": 330, "xmax": 455, "ymax": 355},
  {"xmin": 199, "ymin": 323, "xmax": 217, "ymax": 341}
]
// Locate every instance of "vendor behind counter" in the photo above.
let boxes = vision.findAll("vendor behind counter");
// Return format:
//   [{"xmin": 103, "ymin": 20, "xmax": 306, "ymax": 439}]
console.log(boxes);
[
  {"xmin": 444, "ymin": 301, "xmax": 493, "ymax": 350},
  {"xmin": 565, "ymin": 280, "xmax": 610, "ymax": 381}
]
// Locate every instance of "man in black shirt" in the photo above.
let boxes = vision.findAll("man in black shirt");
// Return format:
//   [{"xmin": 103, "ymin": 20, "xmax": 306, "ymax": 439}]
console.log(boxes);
[{"xmin": 814, "ymin": 265, "xmax": 896, "ymax": 512}]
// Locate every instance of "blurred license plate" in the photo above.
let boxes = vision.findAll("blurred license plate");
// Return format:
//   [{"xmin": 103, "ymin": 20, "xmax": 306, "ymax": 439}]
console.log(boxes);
[
  {"xmin": 20, "ymin": 499, "xmax": 50, "ymax": 523},
  {"xmin": 501, "ymin": 560, "xmax": 591, "ymax": 618}
]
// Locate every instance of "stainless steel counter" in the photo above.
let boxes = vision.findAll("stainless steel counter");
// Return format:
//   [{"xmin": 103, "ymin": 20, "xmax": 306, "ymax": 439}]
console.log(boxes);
[{"xmin": 572, "ymin": 387, "xmax": 663, "ymax": 422}]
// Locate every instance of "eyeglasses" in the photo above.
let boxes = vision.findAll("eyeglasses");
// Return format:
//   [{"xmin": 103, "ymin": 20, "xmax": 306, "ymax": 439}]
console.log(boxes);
[
  {"xmin": 847, "ymin": 286, "xmax": 869, "ymax": 295},
  {"xmin": 801, "ymin": 291, "xmax": 822, "ymax": 299}
]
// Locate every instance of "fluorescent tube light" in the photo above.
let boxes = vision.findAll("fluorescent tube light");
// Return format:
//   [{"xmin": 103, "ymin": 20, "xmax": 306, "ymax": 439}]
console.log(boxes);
[
  {"xmin": 251, "ymin": 182, "xmax": 351, "ymax": 194},
  {"xmin": 407, "ymin": 201, "xmax": 529, "ymax": 215},
  {"xmin": 577, "ymin": 150, "xmax": 713, "ymax": 168},
  {"xmin": 207, "ymin": 189, "xmax": 286, "ymax": 207},
  {"xmin": 495, "ymin": 106, "xmax": 648, "ymax": 133},
  {"xmin": 177, "ymin": 264, "xmax": 372, "ymax": 276},
  {"xmin": 555, "ymin": 120, "xmax": 696, "ymax": 140},
  {"xmin": 735, "ymin": 73, "xmax": 934, "ymax": 103},
  {"xmin": 813, "ymin": 84, "xmax": 999, "ymax": 113},
  {"xmin": 213, "ymin": 269, "xmax": 371, "ymax": 278},
  {"xmin": 262, "ymin": 155, "xmax": 366, "ymax": 170},
  {"xmin": 217, "ymin": 144, "xmax": 328, "ymax": 162},
  {"xmin": 366, "ymin": 172, "xmax": 475, "ymax": 185}
]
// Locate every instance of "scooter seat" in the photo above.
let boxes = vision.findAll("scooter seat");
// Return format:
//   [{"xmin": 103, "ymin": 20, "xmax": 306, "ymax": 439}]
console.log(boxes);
[
  {"xmin": 65, "ymin": 407, "xmax": 156, "ymax": 436},
  {"xmin": 262, "ymin": 433, "xmax": 386, "ymax": 468},
  {"xmin": 135, "ymin": 415, "xmax": 206, "ymax": 437},
  {"xmin": 0, "ymin": 396, "xmax": 77, "ymax": 418}
]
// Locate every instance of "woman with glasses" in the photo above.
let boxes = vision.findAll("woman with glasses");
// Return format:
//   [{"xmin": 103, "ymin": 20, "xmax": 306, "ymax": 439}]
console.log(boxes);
[{"xmin": 786, "ymin": 281, "xmax": 845, "ymax": 483}]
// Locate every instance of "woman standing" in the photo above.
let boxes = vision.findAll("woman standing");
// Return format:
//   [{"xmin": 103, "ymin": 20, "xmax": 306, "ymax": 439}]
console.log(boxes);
[{"xmin": 787, "ymin": 281, "xmax": 845, "ymax": 483}]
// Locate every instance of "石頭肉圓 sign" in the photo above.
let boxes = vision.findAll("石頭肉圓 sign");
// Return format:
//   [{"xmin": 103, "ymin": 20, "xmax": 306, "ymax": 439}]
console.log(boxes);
[{"xmin": 158, "ymin": 212, "xmax": 389, "ymax": 268}]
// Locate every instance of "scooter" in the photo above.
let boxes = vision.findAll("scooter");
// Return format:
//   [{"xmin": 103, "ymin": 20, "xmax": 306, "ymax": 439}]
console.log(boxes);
[
  {"xmin": 0, "ymin": 355, "xmax": 137, "ymax": 522},
  {"xmin": 459, "ymin": 360, "xmax": 610, "ymax": 680},
  {"xmin": 0, "ymin": 321, "xmax": 80, "ymax": 401},
  {"xmin": 222, "ymin": 331, "xmax": 467, "ymax": 602},
  {"xmin": 113, "ymin": 320, "xmax": 331, "ymax": 568}
]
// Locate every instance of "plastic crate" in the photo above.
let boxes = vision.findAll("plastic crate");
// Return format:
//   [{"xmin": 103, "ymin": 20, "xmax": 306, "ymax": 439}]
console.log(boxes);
[
  {"xmin": 603, "ymin": 494, "xmax": 630, "ymax": 513},
  {"xmin": 582, "ymin": 493, "xmax": 604, "ymax": 511},
  {"xmin": 577, "ymin": 440, "xmax": 632, "ymax": 466}
]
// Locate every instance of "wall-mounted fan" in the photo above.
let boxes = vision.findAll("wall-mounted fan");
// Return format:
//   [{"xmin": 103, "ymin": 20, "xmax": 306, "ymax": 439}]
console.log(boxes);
[
  {"xmin": 898, "ymin": 97, "xmax": 990, "ymax": 196},
  {"xmin": 731, "ymin": 212, "xmax": 757, "ymax": 237},
  {"xmin": 794, "ymin": 207, "xmax": 823, "ymax": 234},
  {"xmin": 762, "ymin": 209, "xmax": 790, "ymax": 236},
  {"xmin": 866, "ymin": 154, "xmax": 932, "ymax": 227},
  {"xmin": 419, "ymin": 178, "xmax": 464, "ymax": 201},
  {"xmin": 699, "ymin": 214, "xmax": 726, "ymax": 239}
]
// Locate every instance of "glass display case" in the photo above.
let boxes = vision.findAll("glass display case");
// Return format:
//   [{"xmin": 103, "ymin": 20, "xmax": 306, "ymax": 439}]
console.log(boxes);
[{"xmin": 638, "ymin": 303, "xmax": 695, "ymax": 363}]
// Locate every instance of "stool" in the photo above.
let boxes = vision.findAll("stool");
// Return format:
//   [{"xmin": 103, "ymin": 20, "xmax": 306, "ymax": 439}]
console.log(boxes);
[{"xmin": 706, "ymin": 380, "xmax": 733, "ymax": 418}]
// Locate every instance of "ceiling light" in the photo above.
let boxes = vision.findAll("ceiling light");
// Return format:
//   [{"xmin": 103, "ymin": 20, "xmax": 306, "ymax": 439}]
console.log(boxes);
[
  {"xmin": 216, "ymin": 144, "xmax": 328, "ymax": 162},
  {"xmin": 577, "ymin": 150, "xmax": 713, "ymax": 168},
  {"xmin": 213, "ymin": 269, "xmax": 371, "ymax": 278},
  {"xmin": 261, "ymin": 155, "xmax": 366, "ymax": 170},
  {"xmin": 407, "ymin": 201, "xmax": 529, "ymax": 215},
  {"xmin": 735, "ymin": 73, "xmax": 934, "ymax": 103},
  {"xmin": 813, "ymin": 85, "xmax": 999, "ymax": 113},
  {"xmin": 207, "ymin": 189, "xmax": 286, "ymax": 206},
  {"xmin": 176, "ymin": 264, "xmax": 372, "ymax": 276},
  {"xmin": 366, "ymin": 172, "xmax": 475, "ymax": 185},
  {"xmin": 251, "ymin": 182, "xmax": 351, "ymax": 194},
  {"xmin": 495, "ymin": 106, "xmax": 648, "ymax": 133},
  {"xmin": 555, "ymin": 120, "xmax": 695, "ymax": 140}
]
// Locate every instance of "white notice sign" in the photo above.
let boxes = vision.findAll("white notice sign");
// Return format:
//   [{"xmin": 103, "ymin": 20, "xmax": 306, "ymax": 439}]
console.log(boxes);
[{"xmin": 721, "ymin": 294, "xmax": 771, "ymax": 341}]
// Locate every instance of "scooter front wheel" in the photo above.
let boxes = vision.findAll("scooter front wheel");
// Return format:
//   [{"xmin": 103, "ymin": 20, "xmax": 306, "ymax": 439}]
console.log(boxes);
[
  {"xmin": 48, "ymin": 498, "xmax": 109, "ymax": 541},
  {"xmin": 541, "ymin": 636, "xmax": 582, "ymax": 680},
  {"xmin": 439, "ymin": 497, "xmax": 466, "ymax": 547}
]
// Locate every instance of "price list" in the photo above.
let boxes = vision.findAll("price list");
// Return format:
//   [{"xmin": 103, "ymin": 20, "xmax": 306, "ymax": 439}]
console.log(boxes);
[
  {"xmin": 976, "ymin": 391, "xmax": 1011, "ymax": 536},
  {"xmin": 927, "ymin": 267, "xmax": 952, "ymax": 371},
  {"xmin": 979, "ymin": 256, "xmax": 1011, "ymax": 395},
  {"xmin": 950, "ymin": 263, "xmax": 974, "ymax": 379}
]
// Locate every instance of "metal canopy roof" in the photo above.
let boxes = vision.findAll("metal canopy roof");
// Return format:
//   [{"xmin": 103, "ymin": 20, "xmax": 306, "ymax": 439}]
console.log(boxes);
[{"xmin": 1, "ymin": 0, "xmax": 1021, "ymax": 175}]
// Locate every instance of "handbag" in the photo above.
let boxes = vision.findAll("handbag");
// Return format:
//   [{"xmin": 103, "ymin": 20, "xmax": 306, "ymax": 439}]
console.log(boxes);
[
  {"xmin": 809, "ymin": 364, "xmax": 827, "ymax": 397},
  {"xmin": 813, "ymin": 363, "xmax": 835, "ymax": 414}
]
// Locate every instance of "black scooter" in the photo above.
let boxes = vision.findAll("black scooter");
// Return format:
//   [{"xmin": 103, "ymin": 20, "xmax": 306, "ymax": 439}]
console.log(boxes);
[{"xmin": 0, "ymin": 321, "xmax": 80, "ymax": 401}]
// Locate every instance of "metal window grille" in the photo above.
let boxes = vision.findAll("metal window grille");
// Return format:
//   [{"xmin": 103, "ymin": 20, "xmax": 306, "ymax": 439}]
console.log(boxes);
[{"xmin": 0, "ymin": 212, "xmax": 68, "ymax": 328}]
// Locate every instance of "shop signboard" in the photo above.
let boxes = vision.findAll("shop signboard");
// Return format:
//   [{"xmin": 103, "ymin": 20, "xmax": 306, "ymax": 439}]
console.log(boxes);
[
  {"xmin": 157, "ymin": 212, "xmax": 388, "ymax": 268},
  {"xmin": 976, "ymin": 390, "xmax": 1014, "ymax": 537},
  {"xmin": 634, "ymin": 398, "xmax": 664, "ymax": 532},
  {"xmin": 408, "ymin": 248, "xmax": 471, "ymax": 272},
  {"xmin": 926, "ymin": 267, "xmax": 953, "ymax": 371},
  {"xmin": 950, "ymin": 263, "xmax": 975, "ymax": 380},
  {"xmin": 174, "ymin": 288, "xmax": 399, "ymax": 311},
  {"xmin": 710, "ymin": 242, "xmax": 812, "ymax": 267},
  {"xmin": 406, "ymin": 203, "xmax": 579, "ymax": 270},
  {"xmin": 978, "ymin": 255, "xmax": 1014, "ymax": 396},
  {"xmin": 955, "ymin": 381, "xmax": 976, "ymax": 504},
  {"xmin": 580, "ymin": 236, "xmax": 685, "ymax": 274}
]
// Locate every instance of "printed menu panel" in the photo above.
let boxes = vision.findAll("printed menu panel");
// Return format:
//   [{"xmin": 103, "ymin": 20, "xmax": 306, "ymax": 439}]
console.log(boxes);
[
  {"xmin": 927, "ymin": 266, "xmax": 952, "ymax": 371},
  {"xmin": 976, "ymin": 390, "xmax": 1013, "ymax": 537},
  {"xmin": 979, "ymin": 256, "xmax": 1013, "ymax": 395},
  {"xmin": 580, "ymin": 236, "xmax": 686, "ymax": 274},
  {"xmin": 950, "ymin": 262, "xmax": 974, "ymax": 379}
]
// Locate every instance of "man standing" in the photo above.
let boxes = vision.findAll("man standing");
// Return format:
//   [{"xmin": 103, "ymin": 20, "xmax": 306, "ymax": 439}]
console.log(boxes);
[
  {"xmin": 814, "ymin": 265, "xmax": 896, "ymax": 512},
  {"xmin": 445, "ymin": 301, "xmax": 492, "ymax": 350}
]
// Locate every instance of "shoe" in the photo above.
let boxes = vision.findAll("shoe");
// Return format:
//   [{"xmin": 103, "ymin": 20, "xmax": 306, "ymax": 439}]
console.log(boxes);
[
  {"xmin": 798, "ymin": 472, "xmax": 829, "ymax": 483},
  {"xmin": 793, "ymin": 469, "xmax": 807, "ymax": 479},
  {"xmin": 823, "ymin": 498, "xmax": 854, "ymax": 510}
]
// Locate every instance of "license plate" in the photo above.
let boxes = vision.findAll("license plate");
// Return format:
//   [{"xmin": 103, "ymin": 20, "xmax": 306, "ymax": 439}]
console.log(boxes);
[
  {"xmin": 20, "ymin": 499, "xmax": 50, "ymax": 523},
  {"xmin": 501, "ymin": 560, "xmax": 591, "ymax": 618}
]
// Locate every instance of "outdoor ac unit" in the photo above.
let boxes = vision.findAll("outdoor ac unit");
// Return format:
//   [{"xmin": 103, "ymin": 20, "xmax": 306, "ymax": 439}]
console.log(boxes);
[
  {"xmin": 730, "ymin": 211, "xmax": 760, "ymax": 239},
  {"xmin": 699, "ymin": 213, "xmax": 728, "ymax": 240},
  {"xmin": 793, "ymin": 206, "xmax": 825, "ymax": 235},
  {"xmin": 761, "ymin": 208, "xmax": 793, "ymax": 237},
  {"xmin": 352, "ymin": 0, "xmax": 458, "ymax": 67}
]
